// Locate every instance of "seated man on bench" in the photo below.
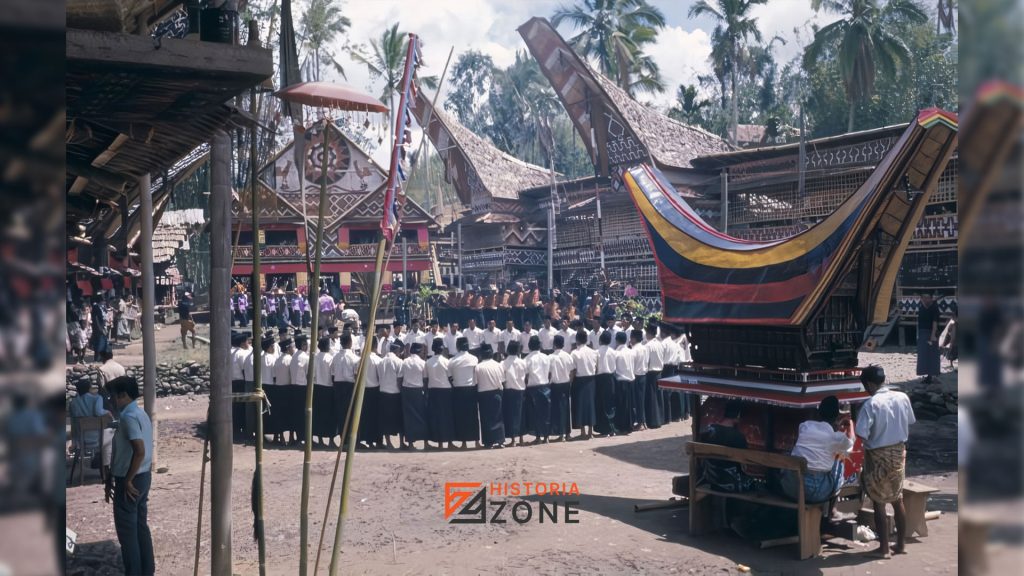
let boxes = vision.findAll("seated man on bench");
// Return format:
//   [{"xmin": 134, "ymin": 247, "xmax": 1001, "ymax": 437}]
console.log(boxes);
[
  {"xmin": 699, "ymin": 399, "xmax": 754, "ymax": 493},
  {"xmin": 779, "ymin": 395, "xmax": 854, "ymax": 522}
]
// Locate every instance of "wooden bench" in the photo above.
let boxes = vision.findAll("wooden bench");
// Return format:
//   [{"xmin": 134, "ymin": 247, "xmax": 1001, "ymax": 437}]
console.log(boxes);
[{"xmin": 686, "ymin": 441, "xmax": 825, "ymax": 560}]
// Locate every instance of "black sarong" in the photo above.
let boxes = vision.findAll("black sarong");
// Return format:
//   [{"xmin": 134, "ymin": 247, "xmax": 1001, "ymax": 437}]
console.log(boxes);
[
  {"xmin": 452, "ymin": 386, "xmax": 480, "ymax": 442},
  {"xmin": 359, "ymin": 387, "xmax": 381, "ymax": 445},
  {"xmin": 378, "ymin": 391, "xmax": 403, "ymax": 437},
  {"xmin": 333, "ymin": 380, "xmax": 355, "ymax": 443},
  {"xmin": 286, "ymin": 385, "xmax": 306, "ymax": 438},
  {"xmin": 231, "ymin": 379, "xmax": 246, "ymax": 434},
  {"xmin": 427, "ymin": 387, "xmax": 455, "ymax": 443},
  {"xmin": 263, "ymin": 384, "xmax": 287, "ymax": 435},
  {"xmin": 632, "ymin": 376, "xmax": 646, "ymax": 428},
  {"xmin": 595, "ymin": 373, "xmax": 617, "ymax": 435},
  {"xmin": 312, "ymin": 385, "xmax": 337, "ymax": 439},
  {"xmin": 503, "ymin": 388, "xmax": 525, "ymax": 438},
  {"xmin": 477, "ymin": 389, "xmax": 505, "ymax": 446},
  {"xmin": 571, "ymin": 375, "xmax": 596, "ymax": 428},
  {"xmin": 526, "ymin": 385, "xmax": 552, "ymax": 439},
  {"xmin": 645, "ymin": 372, "xmax": 663, "ymax": 429},
  {"xmin": 550, "ymin": 382, "xmax": 571, "ymax": 436},
  {"xmin": 401, "ymin": 387, "xmax": 429, "ymax": 443},
  {"xmin": 614, "ymin": 378, "xmax": 633, "ymax": 434}
]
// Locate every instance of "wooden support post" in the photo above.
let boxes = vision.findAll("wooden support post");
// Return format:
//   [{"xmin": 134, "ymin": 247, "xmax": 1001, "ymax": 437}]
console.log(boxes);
[{"xmin": 138, "ymin": 173, "xmax": 157, "ymax": 465}]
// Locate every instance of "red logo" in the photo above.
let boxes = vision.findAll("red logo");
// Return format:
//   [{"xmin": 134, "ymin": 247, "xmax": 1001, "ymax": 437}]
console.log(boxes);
[{"xmin": 444, "ymin": 482, "xmax": 482, "ymax": 520}]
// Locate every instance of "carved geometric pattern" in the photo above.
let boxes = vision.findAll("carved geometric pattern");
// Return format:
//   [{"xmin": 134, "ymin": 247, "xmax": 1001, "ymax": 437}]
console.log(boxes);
[{"xmin": 604, "ymin": 112, "xmax": 647, "ymax": 168}]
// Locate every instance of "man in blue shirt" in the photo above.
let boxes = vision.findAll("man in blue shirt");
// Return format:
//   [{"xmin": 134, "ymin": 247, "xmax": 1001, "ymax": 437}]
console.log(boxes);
[{"xmin": 105, "ymin": 376, "xmax": 155, "ymax": 575}]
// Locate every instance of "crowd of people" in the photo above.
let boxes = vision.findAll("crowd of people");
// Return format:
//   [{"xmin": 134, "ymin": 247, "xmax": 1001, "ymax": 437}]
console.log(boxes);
[
  {"xmin": 230, "ymin": 309, "xmax": 693, "ymax": 451},
  {"xmin": 66, "ymin": 293, "xmax": 140, "ymax": 363}
]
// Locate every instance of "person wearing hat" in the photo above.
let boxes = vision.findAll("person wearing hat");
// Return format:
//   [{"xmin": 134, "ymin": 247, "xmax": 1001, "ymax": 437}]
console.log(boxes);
[
  {"xmin": 548, "ymin": 335, "xmax": 574, "ymax": 442},
  {"xmin": 274, "ymin": 327, "xmax": 289, "ymax": 356},
  {"xmin": 328, "ymin": 325, "xmax": 341, "ymax": 355},
  {"xmin": 178, "ymin": 292, "xmax": 196, "ymax": 349},
  {"xmin": 594, "ymin": 330, "xmax": 618, "ymax": 436},
  {"xmin": 378, "ymin": 340, "xmax": 405, "ymax": 450},
  {"xmin": 501, "ymin": 341, "xmax": 527, "ymax": 447},
  {"xmin": 288, "ymin": 335, "xmax": 310, "ymax": 444},
  {"xmin": 270, "ymin": 337, "xmax": 294, "ymax": 445},
  {"xmin": 259, "ymin": 337, "xmax": 281, "ymax": 443},
  {"xmin": 570, "ymin": 329, "xmax": 598, "ymax": 440},
  {"xmin": 856, "ymin": 365, "xmax": 916, "ymax": 558},
  {"xmin": 231, "ymin": 332, "xmax": 253, "ymax": 437},
  {"xmin": 613, "ymin": 331, "xmax": 635, "ymax": 436},
  {"xmin": 630, "ymin": 329, "xmax": 651, "ymax": 431},
  {"xmin": 426, "ymin": 339, "xmax": 455, "ymax": 449},
  {"xmin": 474, "ymin": 344, "xmax": 505, "ymax": 449},
  {"xmin": 448, "ymin": 336, "xmax": 480, "ymax": 449},
  {"xmin": 331, "ymin": 333, "xmax": 360, "ymax": 448},
  {"xmin": 311, "ymin": 337, "xmax": 337, "ymax": 447},
  {"xmin": 524, "ymin": 335, "xmax": 553, "ymax": 445},
  {"xmin": 399, "ymin": 342, "xmax": 429, "ymax": 450},
  {"xmin": 358, "ymin": 336, "xmax": 384, "ymax": 449}
]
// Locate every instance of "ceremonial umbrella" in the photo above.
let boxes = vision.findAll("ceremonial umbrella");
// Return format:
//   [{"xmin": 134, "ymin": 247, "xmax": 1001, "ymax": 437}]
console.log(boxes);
[{"xmin": 275, "ymin": 81, "xmax": 389, "ymax": 112}]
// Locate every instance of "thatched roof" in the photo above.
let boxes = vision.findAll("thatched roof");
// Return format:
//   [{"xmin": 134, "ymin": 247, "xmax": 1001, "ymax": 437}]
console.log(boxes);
[
  {"xmin": 152, "ymin": 209, "xmax": 205, "ymax": 263},
  {"xmin": 518, "ymin": 17, "xmax": 730, "ymax": 174},
  {"xmin": 412, "ymin": 91, "xmax": 551, "ymax": 204},
  {"xmin": 589, "ymin": 69, "xmax": 731, "ymax": 168}
]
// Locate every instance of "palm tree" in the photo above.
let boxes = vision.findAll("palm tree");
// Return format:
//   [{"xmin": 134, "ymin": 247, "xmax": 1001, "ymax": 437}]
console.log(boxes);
[
  {"xmin": 350, "ymin": 23, "xmax": 438, "ymax": 149},
  {"xmin": 688, "ymin": 0, "xmax": 769, "ymax": 146},
  {"xmin": 551, "ymin": 0, "xmax": 667, "ymax": 96},
  {"xmin": 299, "ymin": 0, "xmax": 351, "ymax": 81},
  {"xmin": 803, "ymin": 0, "xmax": 928, "ymax": 131}
]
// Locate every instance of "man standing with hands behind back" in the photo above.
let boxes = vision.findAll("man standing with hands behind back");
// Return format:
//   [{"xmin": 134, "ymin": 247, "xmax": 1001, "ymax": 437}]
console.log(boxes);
[{"xmin": 105, "ymin": 375, "xmax": 155, "ymax": 576}]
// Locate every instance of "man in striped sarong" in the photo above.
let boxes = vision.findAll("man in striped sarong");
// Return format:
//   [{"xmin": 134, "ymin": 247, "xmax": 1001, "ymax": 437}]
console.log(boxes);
[{"xmin": 856, "ymin": 366, "xmax": 916, "ymax": 559}]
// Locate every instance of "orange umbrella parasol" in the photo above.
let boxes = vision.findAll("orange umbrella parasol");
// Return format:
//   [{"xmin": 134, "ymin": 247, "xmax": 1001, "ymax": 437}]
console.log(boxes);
[{"xmin": 275, "ymin": 81, "xmax": 389, "ymax": 113}]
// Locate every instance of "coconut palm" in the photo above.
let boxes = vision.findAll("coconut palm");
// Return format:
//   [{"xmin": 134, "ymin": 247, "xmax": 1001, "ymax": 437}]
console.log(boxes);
[
  {"xmin": 688, "ymin": 0, "xmax": 769, "ymax": 146},
  {"xmin": 350, "ymin": 23, "xmax": 438, "ymax": 149},
  {"xmin": 298, "ymin": 0, "xmax": 351, "ymax": 82},
  {"xmin": 803, "ymin": 0, "xmax": 928, "ymax": 131},
  {"xmin": 551, "ymin": 0, "xmax": 667, "ymax": 96}
]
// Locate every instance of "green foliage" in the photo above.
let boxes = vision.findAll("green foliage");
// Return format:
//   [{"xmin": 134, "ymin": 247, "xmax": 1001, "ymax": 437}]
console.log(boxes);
[
  {"xmin": 552, "ymin": 0, "xmax": 667, "ymax": 96},
  {"xmin": 299, "ymin": 0, "xmax": 351, "ymax": 81}
]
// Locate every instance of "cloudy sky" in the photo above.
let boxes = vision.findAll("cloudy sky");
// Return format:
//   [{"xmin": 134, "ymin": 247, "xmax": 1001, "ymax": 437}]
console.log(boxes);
[{"xmin": 322, "ymin": 0, "xmax": 841, "ymax": 111}]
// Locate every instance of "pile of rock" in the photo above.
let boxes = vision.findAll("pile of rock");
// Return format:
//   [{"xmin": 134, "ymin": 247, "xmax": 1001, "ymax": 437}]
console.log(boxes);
[
  {"xmin": 906, "ymin": 377, "xmax": 958, "ymax": 421},
  {"xmin": 65, "ymin": 361, "xmax": 211, "ymax": 399}
]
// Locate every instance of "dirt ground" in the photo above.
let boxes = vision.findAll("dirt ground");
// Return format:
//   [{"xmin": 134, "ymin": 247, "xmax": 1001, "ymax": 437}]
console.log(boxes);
[{"xmin": 66, "ymin": 333, "xmax": 979, "ymax": 575}]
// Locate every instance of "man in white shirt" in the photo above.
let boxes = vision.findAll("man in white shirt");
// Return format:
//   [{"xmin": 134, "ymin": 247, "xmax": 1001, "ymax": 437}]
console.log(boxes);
[
  {"xmin": 524, "ymin": 335, "xmax": 553, "ymax": 444},
  {"xmin": 448, "ymin": 337, "xmax": 480, "ymax": 449},
  {"xmin": 232, "ymin": 332, "xmax": 253, "ymax": 437},
  {"xmin": 595, "ymin": 331, "xmax": 618, "ymax": 435},
  {"xmin": 482, "ymin": 319, "xmax": 501, "ymax": 356},
  {"xmin": 425, "ymin": 339, "xmax": 455, "ymax": 449},
  {"xmin": 399, "ymin": 342, "xmax": 429, "ymax": 449},
  {"xmin": 425, "ymin": 319, "xmax": 442, "ymax": 357},
  {"xmin": 464, "ymin": 318, "xmax": 485, "ymax": 356},
  {"xmin": 501, "ymin": 340, "xmax": 527, "ymax": 446},
  {"xmin": 570, "ymin": 330, "xmax": 598, "ymax": 439},
  {"xmin": 613, "ymin": 331, "xmax": 635, "ymax": 435},
  {"xmin": 658, "ymin": 325, "xmax": 683, "ymax": 422},
  {"xmin": 519, "ymin": 321, "xmax": 539, "ymax": 356},
  {"xmin": 289, "ymin": 335, "xmax": 310, "ymax": 443},
  {"xmin": 538, "ymin": 317, "xmax": 558, "ymax": 354},
  {"xmin": 587, "ymin": 320, "xmax": 604, "ymax": 350},
  {"xmin": 378, "ymin": 341, "xmax": 405, "ymax": 449},
  {"xmin": 406, "ymin": 318, "xmax": 427, "ymax": 352},
  {"xmin": 257, "ymin": 337, "xmax": 277, "ymax": 443},
  {"xmin": 474, "ymin": 344, "xmax": 506, "ymax": 448},
  {"xmin": 443, "ymin": 323, "xmax": 462, "ymax": 357},
  {"xmin": 328, "ymin": 326, "xmax": 341, "ymax": 354},
  {"xmin": 499, "ymin": 320, "xmax": 520, "ymax": 358},
  {"xmin": 331, "ymin": 333, "xmax": 360, "ymax": 447},
  {"xmin": 312, "ymin": 337, "xmax": 337, "ymax": 447},
  {"xmin": 270, "ymin": 338, "xmax": 294, "ymax": 444},
  {"xmin": 357, "ymin": 337, "xmax": 383, "ymax": 449},
  {"xmin": 780, "ymin": 396, "xmax": 855, "ymax": 510},
  {"xmin": 856, "ymin": 366, "xmax": 916, "ymax": 558},
  {"xmin": 643, "ymin": 324, "xmax": 666, "ymax": 428},
  {"xmin": 629, "ymin": 329, "xmax": 649, "ymax": 431},
  {"xmin": 556, "ymin": 319, "xmax": 577, "ymax": 351},
  {"xmin": 549, "ymin": 335, "xmax": 575, "ymax": 441}
]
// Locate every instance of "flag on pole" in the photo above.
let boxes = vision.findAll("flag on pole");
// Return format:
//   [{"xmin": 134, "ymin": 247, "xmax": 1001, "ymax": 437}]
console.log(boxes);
[{"xmin": 381, "ymin": 34, "xmax": 423, "ymax": 243}]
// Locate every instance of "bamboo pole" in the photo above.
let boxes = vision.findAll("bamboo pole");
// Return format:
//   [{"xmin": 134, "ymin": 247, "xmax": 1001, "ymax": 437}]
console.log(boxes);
[
  {"xmin": 249, "ymin": 98, "xmax": 268, "ymax": 575},
  {"xmin": 328, "ymin": 238, "xmax": 389, "ymax": 576},
  {"xmin": 193, "ymin": 410, "xmax": 210, "ymax": 576},
  {"xmin": 299, "ymin": 118, "xmax": 332, "ymax": 576}
]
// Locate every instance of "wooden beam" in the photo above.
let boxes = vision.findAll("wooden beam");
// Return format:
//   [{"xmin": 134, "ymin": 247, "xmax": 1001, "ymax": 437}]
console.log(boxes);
[
  {"xmin": 66, "ymin": 28, "xmax": 272, "ymax": 82},
  {"xmin": 67, "ymin": 159, "xmax": 129, "ymax": 193}
]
